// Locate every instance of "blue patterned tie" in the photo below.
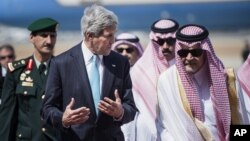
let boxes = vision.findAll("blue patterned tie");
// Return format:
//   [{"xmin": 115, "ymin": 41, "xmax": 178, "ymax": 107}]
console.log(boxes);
[{"xmin": 90, "ymin": 55, "xmax": 100, "ymax": 114}]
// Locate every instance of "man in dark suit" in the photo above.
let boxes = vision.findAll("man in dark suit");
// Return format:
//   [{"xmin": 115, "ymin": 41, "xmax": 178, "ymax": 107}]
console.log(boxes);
[
  {"xmin": 41, "ymin": 5, "xmax": 137, "ymax": 141},
  {"xmin": 0, "ymin": 44, "xmax": 16, "ymax": 101},
  {"xmin": 0, "ymin": 18, "xmax": 58, "ymax": 141}
]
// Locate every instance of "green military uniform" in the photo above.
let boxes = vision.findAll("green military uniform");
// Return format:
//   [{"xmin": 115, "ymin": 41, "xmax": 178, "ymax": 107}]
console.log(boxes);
[
  {"xmin": 0, "ymin": 18, "xmax": 59, "ymax": 141},
  {"xmin": 0, "ymin": 56, "xmax": 58, "ymax": 141}
]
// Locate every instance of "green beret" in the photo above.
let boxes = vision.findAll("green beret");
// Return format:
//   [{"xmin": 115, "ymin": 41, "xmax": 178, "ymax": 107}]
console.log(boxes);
[{"xmin": 27, "ymin": 18, "xmax": 59, "ymax": 32}]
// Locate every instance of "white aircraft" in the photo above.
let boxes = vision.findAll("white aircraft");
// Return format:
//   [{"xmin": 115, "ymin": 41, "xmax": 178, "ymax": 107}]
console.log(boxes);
[
  {"xmin": 0, "ymin": 0, "xmax": 249, "ymax": 69},
  {"xmin": 0, "ymin": 0, "xmax": 249, "ymax": 31}
]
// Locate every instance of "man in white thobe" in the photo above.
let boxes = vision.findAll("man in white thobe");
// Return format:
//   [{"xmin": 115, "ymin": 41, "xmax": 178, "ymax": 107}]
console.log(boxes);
[
  {"xmin": 237, "ymin": 54, "xmax": 250, "ymax": 122},
  {"xmin": 122, "ymin": 19, "xmax": 179, "ymax": 141},
  {"xmin": 157, "ymin": 24, "xmax": 249, "ymax": 141}
]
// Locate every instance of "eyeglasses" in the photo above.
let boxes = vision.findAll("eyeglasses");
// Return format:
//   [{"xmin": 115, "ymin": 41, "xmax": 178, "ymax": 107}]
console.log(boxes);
[
  {"xmin": 177, "ymin": 48, "xmax": 204, "ymax": 57},
  {"xmin": 116, "ymin": 48, "xmax": 134, "ymax": 53},
  {"xmin": 0, "ymin": 55, "xmax": 14, "ymax": 60},
  {"xmin": 153, "ymin": 38, "xmax": 176, "ymax": 46}
]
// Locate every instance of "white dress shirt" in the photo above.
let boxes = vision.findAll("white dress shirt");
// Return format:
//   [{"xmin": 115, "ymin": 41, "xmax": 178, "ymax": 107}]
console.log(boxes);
[
  {"xmin": 33, "ymin": 54, "xmax": 51, "ymax": 75},
  {"xmin": 1, "ymin": 66, "xmax": 7, "ymax": 77}
]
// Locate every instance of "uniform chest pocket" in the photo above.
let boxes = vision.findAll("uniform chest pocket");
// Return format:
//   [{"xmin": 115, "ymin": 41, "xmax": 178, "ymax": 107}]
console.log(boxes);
[{"xmin": 16, "ymin": 84, "xmax": 37, "ymax": 97}]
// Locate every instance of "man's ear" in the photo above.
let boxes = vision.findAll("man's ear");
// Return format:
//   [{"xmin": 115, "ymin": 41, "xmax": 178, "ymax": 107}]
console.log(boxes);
[
  {"xmin": 29, "ymin": 34, "xmax": 34, "ymax": 43},
  {"xmin": 86, "ymin": 32, "xmax": 95, "ymax": 41}
]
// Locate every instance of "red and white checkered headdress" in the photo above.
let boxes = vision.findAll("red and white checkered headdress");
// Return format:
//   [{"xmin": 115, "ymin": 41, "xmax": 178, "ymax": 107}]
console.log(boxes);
[{"xmin": 176, "ymin": 24, "xmax": 230, "ymax": 140}]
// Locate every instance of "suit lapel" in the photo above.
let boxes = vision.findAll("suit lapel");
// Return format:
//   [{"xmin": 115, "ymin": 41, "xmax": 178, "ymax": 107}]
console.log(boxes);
[
  {"xmin": 71, "ymin": 44, "xmax": 97, "ymax": 117},
  {"xmin": 0, "ymin": 65, "xmax": 4, "ymax": 86},
  {"xmin": 101, "ymin": 56, "xmax": 116, "ymax": 100},
  {"xmin": 29, "ymin": 57, "xmax": 44, "ymax": 90},
  {"xmin": 0, "ymin": 65, "xmax": 2, "ymax": 77},
  {"xmin": 29, "ymin": 56, "xmax": 55, "ymax": 91}
]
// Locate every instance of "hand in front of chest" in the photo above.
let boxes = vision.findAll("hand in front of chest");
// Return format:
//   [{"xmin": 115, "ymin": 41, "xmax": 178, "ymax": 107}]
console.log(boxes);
[
  {"xmin": 98, "ymin": 89, "xmax": 124, "ymax": 119},
  {"xmin": 62, "ymin": 98, "xmax": 90, "ymax": 127}
]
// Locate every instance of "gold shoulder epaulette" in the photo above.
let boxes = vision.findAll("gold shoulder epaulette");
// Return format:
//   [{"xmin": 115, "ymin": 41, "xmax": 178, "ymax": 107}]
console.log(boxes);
[{"xmin": 8, "ymin": 59, "xmax": 27, "ymax": 72}]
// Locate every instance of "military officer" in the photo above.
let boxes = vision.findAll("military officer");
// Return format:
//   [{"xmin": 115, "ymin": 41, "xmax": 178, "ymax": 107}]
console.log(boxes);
[{"xmin": 0, "ymin": 18, "xmax": 59, "ymax": 141}]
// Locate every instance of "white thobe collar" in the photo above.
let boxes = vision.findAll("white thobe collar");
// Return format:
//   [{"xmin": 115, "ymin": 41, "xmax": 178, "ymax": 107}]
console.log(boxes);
[
  {"xmin": 168, "ymin": 58, "xmax": 175, "ymax": 67},
  {"xmin": 193, "ymin": 61, "xmax": 209, "ymax": 88}
]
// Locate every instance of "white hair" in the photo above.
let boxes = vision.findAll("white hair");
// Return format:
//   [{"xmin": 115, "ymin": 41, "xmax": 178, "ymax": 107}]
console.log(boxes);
[{"xmin": 80, "ymin": 4, "xmax": 118, "ymax": 37}]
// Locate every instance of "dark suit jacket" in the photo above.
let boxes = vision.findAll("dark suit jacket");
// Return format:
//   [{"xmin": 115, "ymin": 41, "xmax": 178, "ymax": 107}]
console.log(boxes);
[
  {"xmin": 42, "ymin": 43, "xmax": 137, "ymax": 141},
  {"xmin": 0, "ymin": 56, "xmax": 58, "ymax": 141},
  {"xmin": 0, "ymin": 65, "xmax": 4, "ymax": 98}
]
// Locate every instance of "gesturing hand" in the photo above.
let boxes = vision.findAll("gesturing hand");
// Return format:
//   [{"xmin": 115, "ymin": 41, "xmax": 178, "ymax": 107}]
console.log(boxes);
[
  {"xmin": 98, "ymin": 89, "xmax": 124, "ymax": 119},
  {"xmin": 62, "ymin": 98, "xmax": 90, "ymax": 127}
]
